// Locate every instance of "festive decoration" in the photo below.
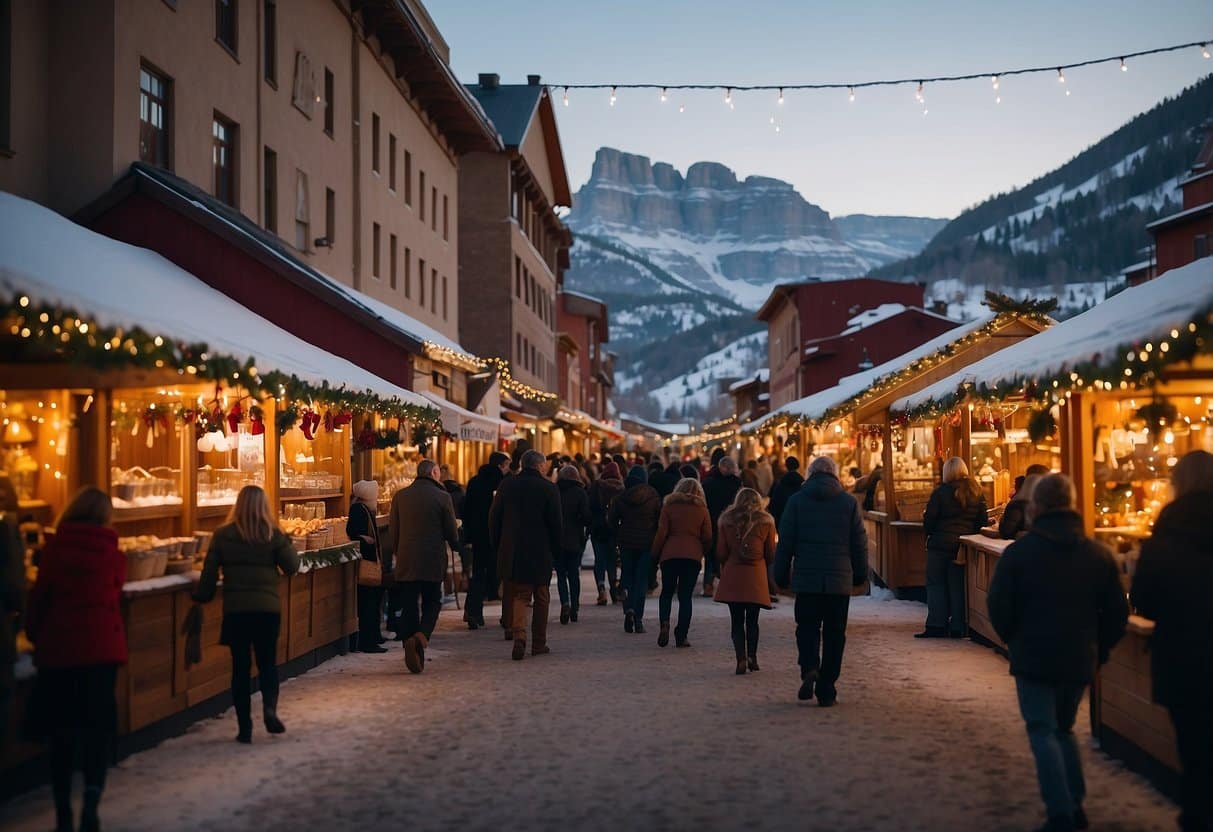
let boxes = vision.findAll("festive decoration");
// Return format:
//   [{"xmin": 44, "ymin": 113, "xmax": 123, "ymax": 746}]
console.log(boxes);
[
  {"xmin": 249, "ymin": 404, "xmax": 265, "ymax": 436},
  {"xmin": 1027, "ymin": 408, "xmax": 1058, "ymax": 443},
  {"xmin": 478, "ymin": 357, "xmax": 559, "ymax": 404},
  {"xmin": 983, "ymin": 291, "xmax": 1059, "ymax": 318},
  {"xmin": 140, "ymin": 404, "xmax": 170, "ymax": 448},
  {"xmin": 1, "ymin": 291, "xmax": 443, "ymax": 431},
  {"xmin": 226, "ymin": 401, "xmax": 244, "ymax": 434},
  {"xmin": 1135, "ymin": 399, "xmax": 1178, "ymax": 436}
]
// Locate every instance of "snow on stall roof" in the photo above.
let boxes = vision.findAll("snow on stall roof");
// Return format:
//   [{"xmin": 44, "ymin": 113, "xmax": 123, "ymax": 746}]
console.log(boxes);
[
  {"xmin": 745, "ymin": 314, "xmax": 991, "ymax": 432},
  {"xmin": 894, "ymin": 259, "xmax": 1213, "ymax": 414},
  {"xmin": 0, "ymin": 192, "xmax": 430, "ymax": 407},
  {"xmin": 620, "ymin": 413, "xmax": 692, "ymax": 436}
]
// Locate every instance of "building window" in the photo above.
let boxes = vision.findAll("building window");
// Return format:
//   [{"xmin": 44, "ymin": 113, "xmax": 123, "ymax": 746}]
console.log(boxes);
[
  {"xmin": 403, "ymin": 150, "xmax": 412, "ymax": 206},
  {"xmin": 139, "ymin": 65, "xmax": 170, "ymax": 167},
  {"xmin": 389, "ymin": 234, "xmax": 398, "ymax": 290},
  {"xmin": 442, "ymin": 194, "xmax": 449, "ymax": 241},
  {"xmin": 1196, "ymin": 234, "xmax": 1210, "ymax": 261},
  {"xmin": 371, "ymin": 113, "xmax": 380, "ymax": 175},
  {"xmin": 388, "ymin": 134, "xmax": 397, "ymax": 191},
  {"xmin": 215, "ymin": 0, "xmax": 238, "ymax": 55},
  {"xmin": 441, "ymin": 276, "xmax": 448, "ymax": 320},
  {"xmin": 430, "ymin": 269, "xmax": 437, "ymax": 314},
  {"xmin": 324, "ymin": 187, "xmax": 334, "ymax": 244},
  {"xmin": 263, "ymin": 146, "xmax": 277, "ymax": 233},
  {"xmin": 294, "ymin": 169, "xmax": 309, "ymax": 251},
  {"xmin": 404, "ymin": 248, "xmax": 411, "ymax": 297},
  {"xmin": 514, "ymin": 257, "xmax": 521, "ymax": 297},
  {"xmin": 262, "ymin": 0, "xmax": 276, "ymax": 84},
  {"xmin": 211, "ymin": 113, "xmax": 237, "ymax": 206},
  {"xmin": 419, "ymin": 171, "xmax": 426, "ymax": 221},
  {"xmin": 430, "ymin": 186, "xmax": 437, "ymax": 232},
  {"xmin": 515, "ymin": 333, "xmax": 522, "ymax": 364},
  {"xmin": 323, "ymin": 68, "xmax": 333, "ymax": 136},
  {"xmin": 371, "ymin": 223, "xmax": 381, "ymax": 279},
  {"xmin": 418, "ymin": 259, "xmax": 426, "ymax": 307},
  {"xmin": 525, "ymin": 271, "xmax": 531, "ymax": 306}
]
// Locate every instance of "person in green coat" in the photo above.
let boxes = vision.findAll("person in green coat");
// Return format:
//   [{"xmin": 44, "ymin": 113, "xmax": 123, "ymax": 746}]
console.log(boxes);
[{"xmin": 195, "ymin": 486, "xmax": 300, "ymax": 744}]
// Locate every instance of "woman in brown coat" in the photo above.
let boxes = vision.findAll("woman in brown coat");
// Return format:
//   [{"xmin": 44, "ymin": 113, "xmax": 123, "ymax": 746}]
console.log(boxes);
[
  {"xmin": 714, "ymin": 488, "xmax": 776, "ymax": 675},
  {"xmin": 652, "ymin": 478, "xmax": 713, "ymax": 648}
]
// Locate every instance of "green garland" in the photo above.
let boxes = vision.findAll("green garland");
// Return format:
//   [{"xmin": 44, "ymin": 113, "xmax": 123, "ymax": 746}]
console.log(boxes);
[
  {"xmin": 895, "ymin": 306, "xmax": 1213, "ymax": 422},
  {"xmin": 983, "ymin": 290, "xmax": 1059, "ymax": 318},
  {"xmin": 1, "ymin": 292, "xmax": 442, "ymax": 431}
]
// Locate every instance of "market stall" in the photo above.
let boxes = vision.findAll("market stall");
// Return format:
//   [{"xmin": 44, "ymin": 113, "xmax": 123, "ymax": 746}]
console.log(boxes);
[
  {"xmin": 900, "ymin": 260, "xmax": 1213, "ymax": 792},
  {"xmin": 744, "ymin": 306, "xmax": 1050, "ymax": 591},
  {"xmin": 0, "ymin": 193, "xmax": 439, "ymax": 777}
]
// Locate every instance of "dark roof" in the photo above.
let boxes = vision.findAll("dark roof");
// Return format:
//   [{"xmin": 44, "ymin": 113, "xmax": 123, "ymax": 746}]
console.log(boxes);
[{"xmin": 464, "ymin": 84, "xmax": 543, "ymax": 148}]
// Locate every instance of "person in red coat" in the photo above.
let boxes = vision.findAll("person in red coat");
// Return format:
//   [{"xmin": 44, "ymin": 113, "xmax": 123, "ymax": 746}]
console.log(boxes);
[{"xmin": 25, "ymin": 487, "xmax": 127, "ymax": 832}]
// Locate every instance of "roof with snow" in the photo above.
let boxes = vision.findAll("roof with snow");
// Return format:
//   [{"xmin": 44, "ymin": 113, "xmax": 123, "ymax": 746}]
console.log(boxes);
[
  {"xmin": 728, "ymin": 369, "xmax": 769, "ymax": 393},
  {"xmin": 619, "ymin": 413, "xmax": 692, "ymax": 436},
  {"xmin": 892, "ymin": 259, "xmax": 1213, "ymax": 416},
  {"xmin": 1119, "ymin": 259, "xmax": 1154, "ymax": 277},
  {"xmin": 1146, "ymin": 200, "xmax": 1213, "ymax": 231},
  {"xmin": 0, "ymin": 191, "xmax": 431, "ymax": 408}
]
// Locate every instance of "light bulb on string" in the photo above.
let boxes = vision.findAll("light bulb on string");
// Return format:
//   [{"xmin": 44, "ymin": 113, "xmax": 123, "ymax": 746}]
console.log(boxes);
[
  {"xmin": 1120, "ymin": 57, "xmax": 1127, "ymax": 72},
  {"xmin": 678, "ymin": 103, "xmax": 685, "ymax": 113},
  {"xmin": 609, "ymin": 86, "xmax": 617, "ymax": 107},
  {"xmin": 915, "ymin": 81, "xmax": 925, "ymax": 104},
  {"xmin": 848, "ymin": 86, "xmax": 855, "ymax": 102},
  {"xmin": 778, "ymin": 87, "xmax": 784, "ymax": 106},
  {"xmin": 1203, "ymin": 43, "xmax": 1211, "ymax": 59},
  {"xmin": 724, "ymin": 87, "xmax": 733, "ymax": 108},
  {"xmin": 991, "ymin": 74, "xmax": 1000, "ymax": 90},
  {"xmin": 1057, "ymin": 68, "xmax": 1066, "ymax": 84},
  {"xmin": 660, "ymin": 87, "xmax": 668, "ymax": 102},
  {"xmin": 562, "ymin": 86, "xmax": 569, "ymax": 106}
]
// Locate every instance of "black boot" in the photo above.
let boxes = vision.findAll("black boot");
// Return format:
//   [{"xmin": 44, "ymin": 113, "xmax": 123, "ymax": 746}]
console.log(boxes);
[
  {"xmin": 262, "ymin": 689, "xmax": 286, "ymax": 735},
  {"xmin": 53, "ymin": 788, "xmax": 72, "ymax": 832},
  {"xmin": 80, "ymin": 787, "xmax": 101, "ymax": 832},
  {"xmin": 914, "ymin": 626, "xmax": 949, "ymax": 639},
  {"xmin": 234, "ymin": 697, "xmax": 253, "ymax": 743}
]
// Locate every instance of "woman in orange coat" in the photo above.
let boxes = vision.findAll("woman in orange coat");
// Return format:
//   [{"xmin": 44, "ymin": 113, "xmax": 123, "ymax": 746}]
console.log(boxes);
[
  {"xmin": 714, "ymin": 488, "xmax": 776, "ymax": 675},
  {"xmin": 651, "ymin": 478, "xmax": 713, "ymax": 648}
]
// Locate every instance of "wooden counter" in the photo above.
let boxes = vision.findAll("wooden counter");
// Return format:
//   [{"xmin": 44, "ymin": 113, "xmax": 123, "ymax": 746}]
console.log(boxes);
[
  {"xmin": 886, "ymin": 520, "xmax": 927, "ymax": 592},
  {"xmin": 959, "ymin": 534, "xmax": 1013, "ymax": 648},
  {"xmin": 2, "ymin": 556, "xmax": 358, "ymax": 790}
]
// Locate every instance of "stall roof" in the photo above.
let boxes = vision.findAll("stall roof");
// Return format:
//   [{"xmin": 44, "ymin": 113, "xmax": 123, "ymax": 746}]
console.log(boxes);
[
  {"xmin": 0, "ymin": 192, "xmax": 431, "ymax": 408},
  {"xmin": 419, "ymin": 391, "xmax": 511, "ymax": 443},
  {"xmin": 746, "ymin": 314, "xmax": 999, "ymax": 432},
  {"xmin": 619, "ymin": 413, "xmax": 692, "ymax": 437},
  {"xmin": 893, "ymin": 258, "xmax": 1213, "ymax": 416}
]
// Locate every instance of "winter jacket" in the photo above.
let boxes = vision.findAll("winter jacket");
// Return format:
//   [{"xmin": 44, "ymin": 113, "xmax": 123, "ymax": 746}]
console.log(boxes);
[
  {"xmin": 987, "ymin": 510, "xmax": 1128, "ymax": 684},
  {"xmin": 608, "ymin": 480, "xmax": 662, "ymax": 551},
  {"xmin": 557, "ymin": 478, "xmax": 592, "ymax": 554},
  {"xmin": 755, "ymin": 462, "xmax": 774, "ymax": 496},
  {"xmin": 714, "ymin": 511, "xmax": 776, "ymax": 608},
  {"xmin": 462, "ymin": 464, "xmax": 504, "ymax": 548},
  {"xmin": 195, "ymin": 523, "xmax": 300, "ymax": 615},
  {"xmin": 588, "ymin": 476, "xmax": 625, "ymax": 541},
  {"xmin": 998, "ymin": 497, "xmax": 1030, "ymax": 540},
  {"xmin": 703, "ymin": 470, "xmax": 743, "ymax": 528},
  {"xmin": 0, "ymin": 513, "xmax": 24, "ymax": 689},
  {"xmin": 649, "ymin": 467, "xmax": 677, "ymax": 500},
  {"xmin": 387, "ymin": 477, "xmax": 460, "ymax": 583},
  {"xmin": 741, "ymin": 468, "xmax": 760, "ymax": 492},
  {"xmin": 1131, "ymin": 491, "xmax": 1213, "ymax": 705},
  {"xmin": 26, "ymin": 523, "xmax": 127, "ymax": 669},
  {"xmin": 773, "ymin": 472, "xmax": 868, "ymax": 595},
  {"xmin": 651, "ymin": 493, "xmax": 712, "ymax": 563},
  {"xmin": 490, "ymin": 468, "xmax": 563, "ymax": 585},
  {"xmin": 443, "ymin": 480, "xmax": 466, "ymax": 520},
  {"xmin": 923, "ymin": 481, "xmax": 988, "ymax": 553},
  {"xmin": 767, "ymin": 470, "xmax": 804, "ymax": 527},
  {"xmin": 346, "ymin": 500, "xmax": 381, "ymax": 562}
]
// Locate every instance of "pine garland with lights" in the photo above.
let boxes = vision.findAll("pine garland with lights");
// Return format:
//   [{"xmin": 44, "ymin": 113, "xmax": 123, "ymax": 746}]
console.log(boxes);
[{"xmin": 1, "ymin": 292, "xmax": 443, "ymax": 431}]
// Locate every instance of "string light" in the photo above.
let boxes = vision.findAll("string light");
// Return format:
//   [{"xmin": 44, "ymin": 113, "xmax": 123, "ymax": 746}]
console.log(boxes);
[
  {"xmin": 915, "ymin": 81, "xmax": 924, "ymax": 103},
  {"xmin": 724, "ymin": 87, "xmax": 733, "ymax": 108},
  {"xmin": 562, "ymin": 86, "xmax": 568, "ymax": 106},
  {"xmin": 848, "ymin": 86, "xmax": 855, "ymax": 102},
  {"xmin": 1120, "ymin": 57, "xmax": 1127, "ymax": 72},
  {"xmin": 1057, "ymin": 67, "xmax": 1066, "ymax": 84},
  {"xmin": 991, "ymin": 74, "xmax": 1000, "ymax": 90},
  {"xmin": 1204, "ymin": 43, "xmax": 1211, "ymax": 59},
  {"xmin": 678, "ymin": 103, "xmax": 685, "ymax": 113},
  {"xmin": 660, "ymin": 87, "xmax": 668, "ymax": 102},
  {"xmin": 778, "ymin": 87, "xmax": 784, "ymax": 105},
  {"xmin": 609, "ymin": 86, "xmax": 617, "ymax": 107}
]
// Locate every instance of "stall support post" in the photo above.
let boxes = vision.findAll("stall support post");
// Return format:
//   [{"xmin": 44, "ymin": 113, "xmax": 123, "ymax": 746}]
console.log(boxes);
[
  {"xmin": 881, "ymin": 420, "xmax": 895, "ymax": 517},
  {"xmin": 1061, "ymin": 393, "xmax": 1096, "ymax": 536},
  {"xmin": 340, "ymin": 424, "xmax": 352, "ymax": 508},
  {"xmin": 261, "ymin": 397, "xmax": 280, "ymax": 513},
  {"xmin": 182, "ymin": 418, "xmax": 197, "ymax": 535},
  {"xmin": 961, "ymin": 405, "xmax": 973, "ymax": 472}
]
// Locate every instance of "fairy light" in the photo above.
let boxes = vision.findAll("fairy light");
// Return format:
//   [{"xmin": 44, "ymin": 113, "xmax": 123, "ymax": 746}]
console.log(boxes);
[
  {"xmin": 848, "ymin": 86, "xmax": 855, "ymax": 102},
  {"xmin": 915, "ymin": 81, "xmax": 924, "ymax": 103},
  {"xmin": 660, "ymin": 87, "xmax": 668, "ymax": 102},
  {"xmin": 1120, "ymin": 57, "xmax": 1127, "ymax": 72},
  {"xmin": 678, "ymin": 103, "xmax": 685, "ymax": 113},
  {"xmin": 1203, "ymin": 43, "xmax": 1211, "ymax": 59},
  {"xmin": 778, "ymin": 87, "xmax": 784, "ymax": 105},
  {"xmin": 1057, "ymin": 67, "xmax": 1066, "ymax": 84},
  {"xmin": 724, "ymin": 87, "xmax": 733, "ymax": 108},
  {"xmin": 609, "ymin": 86, "xmax": 617, "ymax": 107},
  {"xmin": 991, "ymin": 74, "xmax": 1000, "ymax": 90},
  {"xmin": 562, "ymin": 86, "xmax": 569, "ymax": 106}
]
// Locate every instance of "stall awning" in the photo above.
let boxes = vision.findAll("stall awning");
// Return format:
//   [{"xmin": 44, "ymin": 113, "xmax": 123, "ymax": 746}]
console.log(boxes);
[
  {"xmin": 421, "ymin": 391, "xmax": 511, "ymax": 444},
  {"xmin": 893, "ymin": 259, "xmax": 1213, "ymax": 416},
  {"xmin": 555, "ymin": 407, "xmax": 626, "ymax": 440},
  {"xmin": 0, "ymin": 192, "xmax": 431, "ymax": 409}
]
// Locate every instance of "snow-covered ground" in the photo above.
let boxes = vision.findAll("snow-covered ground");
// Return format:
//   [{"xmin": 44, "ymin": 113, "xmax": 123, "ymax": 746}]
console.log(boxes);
[
  {"xmin": 0, "ymin": 585, "xmax": 1177, "ymax": 831},
  {"xmin": 925, "ymin": 278, "xmax": 1121, "ymax": 322}
]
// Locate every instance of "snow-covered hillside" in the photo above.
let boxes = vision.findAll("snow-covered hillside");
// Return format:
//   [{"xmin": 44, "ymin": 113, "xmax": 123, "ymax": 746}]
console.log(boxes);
[{"xmin": 618, "ymin": 332, "xmax": 767, "ymax": 421}]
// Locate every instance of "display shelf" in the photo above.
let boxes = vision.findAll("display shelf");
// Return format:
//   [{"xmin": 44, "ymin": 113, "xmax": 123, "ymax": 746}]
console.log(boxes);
[
  {"xmin": 280, "ymin": 491, "xmax": 344, "ymax": 502},
  {"xmin": 196, "ymin": 503, "xmax": 234, "ymax": 519},
  {"xmin": 113, "ymin": 504, "xmax": 184, "ymax": 523}
]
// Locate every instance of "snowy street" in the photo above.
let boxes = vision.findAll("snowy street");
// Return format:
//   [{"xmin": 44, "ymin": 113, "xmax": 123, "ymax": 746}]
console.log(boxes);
[{"xmin": 0, "ymin": 583, "xmax": 1177, "ymax": 832}]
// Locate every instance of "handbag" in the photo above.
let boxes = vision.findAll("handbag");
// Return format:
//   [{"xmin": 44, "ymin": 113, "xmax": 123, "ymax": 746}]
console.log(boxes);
[{"xmin": 355, "ymin": 502, "xmax": 384, "ymax": 587}]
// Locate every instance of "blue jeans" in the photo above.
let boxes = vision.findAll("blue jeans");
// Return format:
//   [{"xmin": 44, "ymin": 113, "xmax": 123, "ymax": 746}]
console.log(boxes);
[
  {"xmin": 592, "ymin": 536, "xmax": 618, "ymax": 589},
  {"xmin": 1015, "ymin": 677, "xmax": 1087, "ymax": 820},
  {"xmin": 618, "ymin": 547, "xmax": 652, "ymax": 621},
  {"xmin": 554, "ymin": 547, "xmax": 582, "ymax": 611}
]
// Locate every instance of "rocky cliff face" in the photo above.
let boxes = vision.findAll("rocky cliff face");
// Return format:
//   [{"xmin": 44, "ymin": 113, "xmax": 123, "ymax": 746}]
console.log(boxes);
[{"xmin": 567, "ymin": 148, "xmax": 944, "ymax": 307}]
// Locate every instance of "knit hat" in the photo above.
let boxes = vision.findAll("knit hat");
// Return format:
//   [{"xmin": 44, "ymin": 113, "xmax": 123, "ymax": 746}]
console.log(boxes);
[
  {"xmin": 601, "ymin": 461, "xmax": 622, "ymax": 480},
  {"xmin": 625, "ymin": 466, "xmax": 648, "ymax": 488},
  {"xmin": 352, "ymin": 480, "xmax": 379, "ymax": 504},
  {"xmin": 679, "ymin": 464, "xmax": 700, "ymax": 481},
  {"xmin": 558, "ymin": 464, "xmax": 582, "ymax": 482}
]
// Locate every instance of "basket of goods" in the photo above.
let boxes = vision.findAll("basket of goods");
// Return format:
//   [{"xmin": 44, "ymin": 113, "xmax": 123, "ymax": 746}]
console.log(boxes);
[
  {"xmin": 119, "ymin": 535, "xmax": 168, "ymax": 581},
  {"xmin": 306, "ymin": 531, "xmax": 327, "ymax": 551},
  {"xmin": 164, "ymin": 557, "xmax": 195, "ymax": 575},
  {"xmin": 279, "ymin": 516, "xmax": 331, "ymax": 552}
]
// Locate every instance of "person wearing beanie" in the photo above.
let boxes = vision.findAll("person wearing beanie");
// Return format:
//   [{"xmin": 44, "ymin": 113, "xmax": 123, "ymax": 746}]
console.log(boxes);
[
  {"xmin": 556, "ymin": 465, "xmax": 592, "ymax": 624},
  {"xmin": 679, "ymin": 464, "xmax": 701, "ymax": 481},
  {"xmin": 347, "ymin": 480, "xmax": 388, "ymax": 652},
  {"xmin": 608, "ymin": 465, "xmax": 661, "ymax": 633},
  {"xmin": 768, "ymin": 456, "xmax": 804, "ymax": 528},
  {"xmin": 589, "ymin": 461, "xmax": 626, "ymax": 604},
  {"xmin": 461, "ymin": 452, "xmax": 510, "ymax": 629}
]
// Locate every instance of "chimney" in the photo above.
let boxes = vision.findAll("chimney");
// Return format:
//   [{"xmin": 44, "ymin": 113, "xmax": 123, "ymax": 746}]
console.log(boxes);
[
  {"xmin": 478, "ymin": 73, "xmax": 500, "ymax": 90},
  {"xmin": 527, "ymin": 74, "xmax": 541, "ymax": 86}
]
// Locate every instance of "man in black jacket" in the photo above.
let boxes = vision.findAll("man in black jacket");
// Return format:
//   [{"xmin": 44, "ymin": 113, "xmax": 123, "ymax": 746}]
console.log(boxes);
[
  {"xmin": 774, "ymin": 456, "xmax": 868, "ymax": 707},
  {"xmin": 491, "ymin": 450, "xmax": 563, "ymax": 660},
  {"xmin": 461, "ymin": 452, "xmax": 509, "ymax": 629},
  {"xmin": 767, "ymin": 456, "xmax": 803, "ymax": 527},
  {"xmin": 988, "ymin": 474, "xmax": 1128, "ymax": 832},
  {"xmin": 702, "ymin": 455, "xmax": 742, "ymax": 595}
]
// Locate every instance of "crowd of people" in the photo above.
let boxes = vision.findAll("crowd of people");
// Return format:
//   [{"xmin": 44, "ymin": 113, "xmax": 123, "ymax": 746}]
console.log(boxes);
[{"xmin": 8, "ymin": 444, "xmax": 1212, "ymax": 832}]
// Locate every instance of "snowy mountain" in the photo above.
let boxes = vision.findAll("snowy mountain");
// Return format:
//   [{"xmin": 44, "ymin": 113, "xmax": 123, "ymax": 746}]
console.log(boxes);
[
  {"xmin": 872, "ymin": 73, "xmax": 1213, "ymax": 291},
  {"xmin": 567, "ymin": 148, "xmax": 945, "ymax": 308}
]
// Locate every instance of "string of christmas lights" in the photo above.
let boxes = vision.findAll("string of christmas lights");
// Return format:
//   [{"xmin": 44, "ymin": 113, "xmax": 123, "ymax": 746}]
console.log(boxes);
[{"xmin": 554, "ymin": 38, "xmax": 1212, "ymax": 109}]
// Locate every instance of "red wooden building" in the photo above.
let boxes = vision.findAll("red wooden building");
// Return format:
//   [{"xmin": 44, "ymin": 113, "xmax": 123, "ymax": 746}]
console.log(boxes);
[
  {"xmin": 1146, "ymin": 129, "xmax": 1213, "ymax": 277},
  {"xmin": 557, "ymin": 290, "xmax": 613, "ymax": 422}
]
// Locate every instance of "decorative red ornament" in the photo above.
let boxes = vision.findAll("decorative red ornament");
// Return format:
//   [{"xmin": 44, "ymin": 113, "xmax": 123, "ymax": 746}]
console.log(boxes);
[
  {"xmin": 355, "ymin": 425, "xmax": 376, "ymax": 451},
  {"xmin": 227, "ymin": 401, "xmax": 244, "ymax": 434},
  {"xmin": 249, "ymin": 405, "xmax": 265, "ymax": 436},
  {"xmin": 300, "ymin": 408, "xmax": 321, "ymax": 440}
]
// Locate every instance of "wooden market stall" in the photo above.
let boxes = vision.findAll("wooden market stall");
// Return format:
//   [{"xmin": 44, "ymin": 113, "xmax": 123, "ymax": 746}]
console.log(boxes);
[
  {"xmin": 0, "ymin": 193, "xmax": 441, "ymax": 785},
  {"xmin": 744, "ymin": 308, "xmax": 1050, "ymax": 592},
  {"xmin": 895, "ymin": 260, "xmax": 1213, "ymax": 795}
]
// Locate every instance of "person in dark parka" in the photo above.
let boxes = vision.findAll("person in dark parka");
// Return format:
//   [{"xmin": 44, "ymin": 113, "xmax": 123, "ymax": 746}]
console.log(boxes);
[
  {"xmin": 556, "ymin": 465, "xmax": 592, "ymax": 625},
  {"xmin": 588, "ymin": 462, "xmax": 625, "ymax": 605},
  {"xmin": 461, "ymin": 453, "xmax": 509, "ymax": 628},
  {"xmin": 774, "ymin": 456, "xmax": 868, "ymax": 706},
  {"xmin": 987, "ymin": 474, "xmax": 1128, "ymax": 832},
  {"xmin": 767, "ymin": 455, "xmax": 803, "ymax": 528},
  {"xmin": 917, "ymin": 457, "xmax": 988, "ymax": 638},
  {"xmin": 491, "ymin": 450, "xmax": 563, "ymax": 660},
  {"xmin": 999, "ymin": 474, "xmax": 1043, "ymax": 540},
  {"xmin": 347, "ymin": 480, "xmax": 388, "ymax": 653},
  {"xmin": 1131, "ymin": 451, "xmax": 1213, "ymax": 832},
  {"xmin": 608, "ymin": 466, "xmax": 662, "ymax": 633},
  {"xmin": 702, "ymin": 456, "xmax": 743, "ymax": 595}
]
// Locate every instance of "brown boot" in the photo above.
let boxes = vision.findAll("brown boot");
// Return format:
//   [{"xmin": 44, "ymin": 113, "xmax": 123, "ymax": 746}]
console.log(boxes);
[
  {"xmin": 512, "ymin": 639, "xmax": 526, "ymax": 661},
  {"xmin": 658, "ymin": 622, "xmax": 670, "ymax": 647},
  {"xmin": 403, "ymin": 634, "xmax": 424, "ymax": 674},
  {"xmin": 597, "ymin": 586, "xmax": 609, "ymax": 606},
  {"xmin": 560, "ymin": 604, "xmax": 571, "ymax": 625}
]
